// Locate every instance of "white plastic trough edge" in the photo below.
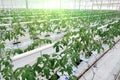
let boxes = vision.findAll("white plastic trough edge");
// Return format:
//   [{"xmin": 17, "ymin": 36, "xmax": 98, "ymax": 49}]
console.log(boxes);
[{"xmin": 12, "ymin": 42, "xmax": 55, "ymax": 61}]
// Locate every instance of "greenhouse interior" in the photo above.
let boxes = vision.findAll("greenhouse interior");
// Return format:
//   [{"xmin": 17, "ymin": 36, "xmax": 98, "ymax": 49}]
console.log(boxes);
[{"xmin": 0, "ymin": 0, "xmax": 120, "ymax": 80}]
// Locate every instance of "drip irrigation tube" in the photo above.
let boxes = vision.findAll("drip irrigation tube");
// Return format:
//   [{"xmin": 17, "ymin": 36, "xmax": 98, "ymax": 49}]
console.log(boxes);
[{"xmin": 115, "ymin": 70, "xmax": 120, "ymax": 80}]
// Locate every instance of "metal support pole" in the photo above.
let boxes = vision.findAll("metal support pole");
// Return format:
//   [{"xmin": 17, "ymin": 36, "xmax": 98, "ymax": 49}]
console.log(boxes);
[
  {"xmin": 100, "ymin": 0, "xmax": 103, "ymax": 10},
  {"xmin": 85, "ymin": 0, "xmax": 87, "ymax": 10},
  {"xmin": 79, "ymin": 0, "xmax": 81, "ymax": 10},
  {"xmin": 91, "ymin": 0, "xmax": 94, "ymax": 10},
  {"xmin": 111, "ymin": 0, "xmax": 113, "ymax": 10},
  {"xmin": 11, "ymin": 0, "xmax": 13, "ymax": 9},
  {"xmin": 108, "ymin": 0, "xmax": 110, "ymax": 10},
  {"xmin": 74, "ymin": 0, "xmax": 76, "ymax": 9},
  {"xmin": 1, "ymin": 0, "xmax": 4, "ymax": 9},
  {"xmin": 95, "ymin": 0, "xmax": 99, "ymax": 10},
  {"xmin": 60, "ymin": 0, "xmax": 61, "ymax": 9},
  {"xmin": 110, "ymin": 0, "xmax": 112, "ymax": 10},
  {"xmin": 25, "ymin": 0, "xmax": 28, "ymax": 9}
]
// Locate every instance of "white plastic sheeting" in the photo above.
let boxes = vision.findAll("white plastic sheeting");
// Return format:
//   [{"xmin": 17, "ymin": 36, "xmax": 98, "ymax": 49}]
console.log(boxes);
[{"xmin": 79, "ymin": 38, "xmax": 120, "ymax": 80}]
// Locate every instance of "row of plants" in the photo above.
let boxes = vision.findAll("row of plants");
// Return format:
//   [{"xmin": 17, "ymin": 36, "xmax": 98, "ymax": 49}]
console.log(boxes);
[
  {"xmin": 0, "ymin": 10, "xmax": 119, "ymax": 60},
  {"xmin": 0, "ymin": 9, "xmax": 119, "ymax": 24},
  {"xmin": 0, "ymin": 10, "xmax": 119, "ymax": 58},
  {"xmin": 0, "ymin": 11, "xmax": 114, "ymax": 42},
  {"xmin": 1, "ymin": 16, "xmax": 120, "ymax": 80},
  {"xmin": 1, "ymin": 12, "xmax": 118, "ymax": 54},
  {"xmin": 0, "ymin": 10, "xmax": 120, "ymax": 80},
  {"xmin": 0, "ymin": 9, "xmax": 115, "ymax": 17}
]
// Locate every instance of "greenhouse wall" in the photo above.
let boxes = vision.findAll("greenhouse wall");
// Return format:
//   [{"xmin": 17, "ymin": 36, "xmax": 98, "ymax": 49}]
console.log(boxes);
[
  {"xmin": 0, "ymin": 0, "xmax": 119, "ymax": 10},
  {"xmin": 0, "ymin": 0, "xmax": 26, "ymax": 8}
]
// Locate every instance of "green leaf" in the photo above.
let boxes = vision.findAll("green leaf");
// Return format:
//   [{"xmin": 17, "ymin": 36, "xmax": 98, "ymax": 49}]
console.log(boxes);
[
  {"xmin": 33, "ymin": 64, "xmax": 42, "ymax": 73},
  {"xmin": 43, "ymin": 54, "xmax": 50, "ymax": 59},
  {"xmin": 69, "ymin": 75, "xmax": 77, "ymax": 80},
  {"xmin": 0, "ymin": 43, "xmax": 4, "ymax": 49},
  {"xmin": 66, "ymin": 65, "xmax": 72, "ymax": 75},
  {"xmin": 53, "ymin": 42, "xmax": 60, "ymax": 53},
  {"xmin": 44, "ymin": 68, "xmax": 50, "ymax": 79},
  {"xmin": 22, "ymin": 72, "xmax": 27, "ymax": 80},
  {"xmin": 14, "ymin": 49, "xmax": 23, "ymax": 54},
  {"xmin": 60, "ymin": 55, "xmax": 68, "ymax": 68},
  {"xmin": 37, "ymin": 57, "xmax": 43, "ymax": 64},
  {"xmin": 50, "ymin": 74, "xmax": 59, "ymax": 80}
]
